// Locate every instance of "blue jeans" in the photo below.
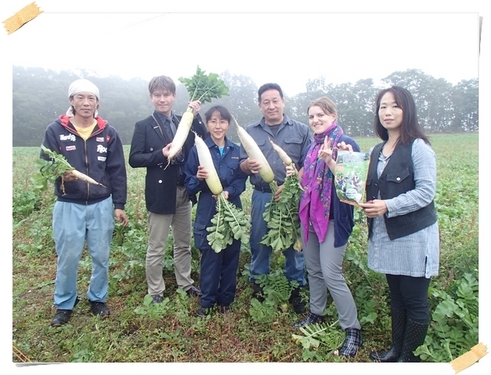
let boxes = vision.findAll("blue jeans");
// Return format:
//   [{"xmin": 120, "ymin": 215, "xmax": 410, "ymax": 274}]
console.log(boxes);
[
  {"xmin": 248, "ymin": 190, "xmax": 306, "ymax": 286},
  {"xmin": 52, "ymin": 198, "xmax": 114, "ymax": 309}
]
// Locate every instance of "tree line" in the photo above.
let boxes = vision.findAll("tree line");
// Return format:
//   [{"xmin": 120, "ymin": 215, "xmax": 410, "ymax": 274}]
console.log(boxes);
[{"xmin": 12, "ymin": 66, "xmax": 478, "ymax": 147}]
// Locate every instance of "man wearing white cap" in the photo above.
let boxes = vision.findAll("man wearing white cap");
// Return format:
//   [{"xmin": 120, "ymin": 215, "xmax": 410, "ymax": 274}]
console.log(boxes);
[{"xmin": 41, "ymin": 78, "xmax": 129, "ymax": 326}]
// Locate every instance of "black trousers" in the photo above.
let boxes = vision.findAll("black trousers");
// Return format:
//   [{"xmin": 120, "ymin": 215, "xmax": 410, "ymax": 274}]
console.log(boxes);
[{"xmin": 386, "ymin": 274, "xmax": 431, "ymax": 324}]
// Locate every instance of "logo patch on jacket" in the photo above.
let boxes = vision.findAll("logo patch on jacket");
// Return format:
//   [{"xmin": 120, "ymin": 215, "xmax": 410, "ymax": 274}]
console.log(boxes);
[
  {"xmin": 96, "ymin": 137, "xmax": 104, "ymax": 142},
  {"xmin": 97, "ymin": 145, "xmax": 108, "ymax": 153},
  {"xmin": 66, "ymin": 145, "xmax": 76, "ymax": 151},
  {"xmin": 60, "ymin": 134, "xmax": 76, "ymax": 142}
]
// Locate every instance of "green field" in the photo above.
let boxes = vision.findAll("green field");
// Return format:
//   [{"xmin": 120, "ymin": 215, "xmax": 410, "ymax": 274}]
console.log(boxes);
[{"xmin": 12, "ymin": 133, "xmax": 479, "ymax": 364}]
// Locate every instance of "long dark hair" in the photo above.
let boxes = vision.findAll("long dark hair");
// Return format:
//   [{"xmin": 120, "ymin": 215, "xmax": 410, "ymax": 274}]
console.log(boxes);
[{"xmin": 374, "ymin": 86, "xmax": 430, "ymax": 145}]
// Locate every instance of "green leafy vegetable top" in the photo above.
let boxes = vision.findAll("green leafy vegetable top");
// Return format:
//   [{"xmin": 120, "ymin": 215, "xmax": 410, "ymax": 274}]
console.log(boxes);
[{"xmin": 178, "ymin": 66, "xmax": 229, "ymax": 104}]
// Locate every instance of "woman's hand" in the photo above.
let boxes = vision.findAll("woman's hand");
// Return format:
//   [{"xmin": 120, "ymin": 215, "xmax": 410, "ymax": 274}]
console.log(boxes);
[
  {"xmin": 337, "ymin": 141, "xmax": 353, "ymax": 152},
  {"xmin": 318, "ymin": 137, "xmax": 334, "ymax": 164},
  {"xmin": 318, "ymin": 137, "xmax": 337, "ymax": 171},
  {"xmin": 196, "ymin": 165, "xmax": 208, "ymax": 180},
  {"xmin": 359, "ymin": 199, "xmax": 388, "ymax": 218}
]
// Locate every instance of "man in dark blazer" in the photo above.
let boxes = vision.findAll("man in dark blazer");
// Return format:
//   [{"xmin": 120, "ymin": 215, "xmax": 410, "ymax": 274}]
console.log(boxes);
[{"xmin": 129, "ymin": 75, "xmax": 207, "ymax": 303}]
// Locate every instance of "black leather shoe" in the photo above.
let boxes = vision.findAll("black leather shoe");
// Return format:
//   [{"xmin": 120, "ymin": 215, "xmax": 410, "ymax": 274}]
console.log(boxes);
[
  {"xmin": 195, "ymin": 306, "xmax": 209, "ymax": 317},
  {"xmin": 218, "ymin": 305, "xmax": 231, "ymax": 314},
  {"xmin": 90, "ymin": 301, "xmax": 110, "ymax": 318},
  {"xmin": 50, "ymin": 296, "xmax": 80, "ymax": 327},
  {"xmin": 51, "ymin": 310, "xmax": 73, "ymax": 326},
  {"xmin": 186, "ymin": 286, "xmax": 202, "ymax": 297}
]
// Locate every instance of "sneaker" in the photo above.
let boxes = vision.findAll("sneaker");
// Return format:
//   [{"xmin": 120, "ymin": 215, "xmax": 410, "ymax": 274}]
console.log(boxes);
[
  {"xmin": 292, "ymin": 311, "xmax": 324, "ymax": 328},
  {"xmin": 218, "ymin": 305, "xmax": 231, "ymax": 314},
  {"xmin": 195, "ymin": 306, "xmax": 209, "ymax": 317},
  {"xmin": 51, "ymin": 310, "xmax": 73, "ymax": 327},
  {"xmin": 338, "ymin": 328, "xmax": 363, "ymax": 357},
  {"xmin": 50, "ymin": 296, "xmax": 80, "ymax": 327},
  {"xmin": 90, "ymin": 301, "xmax": 110, "ymax": 318},
  {"xmin": 151, "ymin": 294, "xmax": 163, "ymax": 304},
  {"xmin": 185, "ymin": 286, "xmax": 202, "ymax": 297}
]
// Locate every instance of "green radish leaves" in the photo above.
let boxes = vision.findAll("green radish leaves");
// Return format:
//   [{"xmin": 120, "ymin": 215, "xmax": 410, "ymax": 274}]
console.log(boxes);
[
  {"xmin": 261, "ymin": 171, "xmax": 303, "ymax": 252},
  {"xmin": 206, "ymin": 193, "xmax": 250, "ymax": 253},
  {"xmin": 179, "ymin": 66, "xmax": 229, "ymax": 104},
  {"xmin": 32, "ymin": 145, "xmax": 74, "ymax": 191}
]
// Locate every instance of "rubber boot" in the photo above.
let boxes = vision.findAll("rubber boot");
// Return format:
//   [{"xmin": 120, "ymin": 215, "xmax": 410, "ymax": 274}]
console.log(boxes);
[
  {"xmin": 397, "ymin": 319, "xmax": 428, "ymax": 362},
  {"xmin": 369, "ymin": 308, "xmax": 406, "ymax": 362},
  {"xmin": 289, "ymin": 286, "xmax": 306, "ymax": 314}
]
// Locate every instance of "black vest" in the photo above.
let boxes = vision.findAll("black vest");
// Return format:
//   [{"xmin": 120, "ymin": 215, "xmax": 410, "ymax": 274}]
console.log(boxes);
[{"xmin": 366, "ymin": 140, "xmax": 437, "ymax": 240}]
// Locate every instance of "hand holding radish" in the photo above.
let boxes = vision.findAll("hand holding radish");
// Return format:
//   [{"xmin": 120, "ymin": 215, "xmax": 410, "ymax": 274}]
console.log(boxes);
[
  {"xmin": 285, "ymin": 164, "xmax": 296, "ymax": 178},
  {"xmin": 162, "ymin": 143, "xmax": 172, "ymax": 158},
  {"xmin": 62, "ymin": 171, "xmax": 78, "ymax": 182},
  {"xmin": 188, "ymin": 100, "xmax": 201, "ymax": 117},
  {"xmin": 196, "ymin": 165, "xmax": 208, "ymax": 180},
  {"xmin": 242, "ymin": 158, "xmax": 261, "ymax": 174},
  {"xmin": 36, "ymin": 145, "xmax": 107, "ymax": 193},
  {"xmin": 359, "ymin": 199, "xmax": 387, "ymax": 218}
]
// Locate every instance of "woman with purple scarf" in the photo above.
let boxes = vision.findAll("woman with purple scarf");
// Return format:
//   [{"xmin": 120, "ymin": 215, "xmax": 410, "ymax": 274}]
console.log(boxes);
[{"xmin": 290, "ymin": 97, "xmax": 363, "ymax": 357}]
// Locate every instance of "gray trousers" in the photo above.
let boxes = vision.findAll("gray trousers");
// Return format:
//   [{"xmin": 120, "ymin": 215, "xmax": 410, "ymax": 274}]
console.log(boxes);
[
  {"xmin": 146, "ymin": 186, "xmax": 194, "ymax": 296},
  {"xmin": 302, "ymin": 220, "xmax": 361, "ymax": 330}
]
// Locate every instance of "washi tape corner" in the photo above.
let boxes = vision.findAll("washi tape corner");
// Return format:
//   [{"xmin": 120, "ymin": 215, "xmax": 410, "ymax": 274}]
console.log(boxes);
[
  {"xmin": 2, "ymin": 2, "xmax": 43, "ymax": 35},
  {"xmin": 450, "ymin": 342, "xmax": 488, "ymax": 374}
]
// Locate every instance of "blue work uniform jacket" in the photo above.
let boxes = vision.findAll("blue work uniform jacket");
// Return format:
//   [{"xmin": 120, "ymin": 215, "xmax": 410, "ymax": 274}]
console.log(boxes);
[{"xmin": 184, "ymin": 136, "xmax": 248, "ymax": 238}]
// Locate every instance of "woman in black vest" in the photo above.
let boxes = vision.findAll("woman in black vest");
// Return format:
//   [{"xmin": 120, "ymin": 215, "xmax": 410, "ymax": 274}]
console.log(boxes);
[{"xmin": 359, "ymin": 86, "xmax": 439, "ymax": 362}]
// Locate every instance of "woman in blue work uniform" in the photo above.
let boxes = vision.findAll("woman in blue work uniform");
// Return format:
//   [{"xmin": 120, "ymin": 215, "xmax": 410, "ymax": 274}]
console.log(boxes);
[{"xmin": 184, "ymin": 105, "xmax": 248, "ymax": 316}]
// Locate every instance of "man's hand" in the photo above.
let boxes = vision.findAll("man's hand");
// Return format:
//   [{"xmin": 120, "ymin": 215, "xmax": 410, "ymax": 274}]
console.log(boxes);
[
  {"xmin": 240, "ymin": 158, "xmax": 261, "ymax": 174},
  {"xmin": 188, "ymin": 100, "xmax": 202, "ymax": 117},
  {"xmin": 115, "ymin": 209, "xmax": 129, "ymax": 226}
]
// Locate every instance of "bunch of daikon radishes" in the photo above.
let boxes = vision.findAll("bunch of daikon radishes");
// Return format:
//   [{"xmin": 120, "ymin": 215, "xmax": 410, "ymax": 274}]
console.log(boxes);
[
  {"xmin": 236, "ymin": 120, "xmax": 303, "ymax": 252},
  {"xmin": 193, "ymin": 135, "xmax": 250, "ymax": 253}
]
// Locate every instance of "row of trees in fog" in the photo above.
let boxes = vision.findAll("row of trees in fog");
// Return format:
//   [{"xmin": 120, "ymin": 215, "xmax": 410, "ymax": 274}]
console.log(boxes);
[{"xmin": 12, "ymin": 66, "xmax": 478, "ymax": 147}]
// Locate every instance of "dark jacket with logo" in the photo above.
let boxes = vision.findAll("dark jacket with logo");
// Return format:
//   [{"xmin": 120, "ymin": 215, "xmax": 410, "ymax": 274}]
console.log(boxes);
[
  {"xmin": 128, "ymin": 110, "xmax": 207, "ymax": 214},
  {"xmin": 366, "ymin": 140, "xmax": 437, "ymax": 240},
  {"xmin": 41, "ymin": 115, "xmax": 127, "ymax": 209}
]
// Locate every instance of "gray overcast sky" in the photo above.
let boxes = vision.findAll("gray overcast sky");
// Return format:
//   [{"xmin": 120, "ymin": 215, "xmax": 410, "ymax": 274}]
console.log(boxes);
[
  {"xmin": 2, "ymin": 8, "xmax": 481, "ymax": 96},
  {"xmin": 2, "ymin": 1, "xmax": 490, "ymax": 373}
]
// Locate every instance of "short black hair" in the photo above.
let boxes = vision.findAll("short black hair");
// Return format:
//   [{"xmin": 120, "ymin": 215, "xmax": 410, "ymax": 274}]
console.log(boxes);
[{"xmin": 258, "ymin": 83, "xmax": 283, "ymax": 103}]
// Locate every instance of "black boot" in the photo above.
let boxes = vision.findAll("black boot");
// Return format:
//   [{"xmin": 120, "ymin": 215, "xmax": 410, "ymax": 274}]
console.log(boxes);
[
  {"xmin": 289, "ymin": 286, "xmax": 306, "ymax": 314},
  {"xmin": 370, "ymin": 308, "xmax": 406, "ymax": 362},
  {"xmin": 251, "ymin": 282, "xmax": 264, "ymax": 302},
  {"xmin": 397, "ymin": 319, "xmax": 428, "ymax": 362}
]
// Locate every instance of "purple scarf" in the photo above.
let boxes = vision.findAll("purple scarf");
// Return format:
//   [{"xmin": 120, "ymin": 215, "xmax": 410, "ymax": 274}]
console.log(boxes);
[{"xmin": 299, "ymin": 123, "xmax": 343, "ymax": 243}]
